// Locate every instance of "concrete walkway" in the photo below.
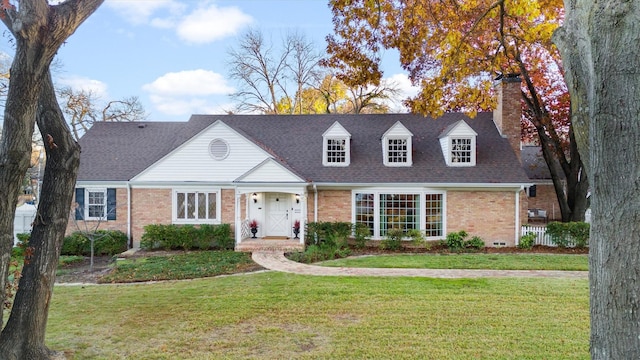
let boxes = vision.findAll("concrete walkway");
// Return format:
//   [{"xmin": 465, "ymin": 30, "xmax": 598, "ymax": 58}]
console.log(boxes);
[{"xmin": 251, "ymin": 251, "xmax": 588, "ymax": 279}]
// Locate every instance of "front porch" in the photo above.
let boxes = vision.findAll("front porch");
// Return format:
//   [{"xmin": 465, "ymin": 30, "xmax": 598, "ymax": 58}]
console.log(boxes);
[{"xmin": 235, "ymin": 238, "xmax": 305, "ymax": 252}]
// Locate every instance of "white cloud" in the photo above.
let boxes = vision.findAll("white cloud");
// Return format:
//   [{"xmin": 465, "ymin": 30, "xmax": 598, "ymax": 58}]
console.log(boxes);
[
  {"xmin": 57, "ymin": 76, "xmax": 109, "ymax": 99},
  {"xmin": 106, "ymin": 0, "xmax": 185, "ymax": 25},
  {"xmin": 106, "ymin": 0, "xmax": 252, "ymax": 44},
  {"xmin": 176, "ymin": 3, "xmax": 253, "ymax": 44},
  {"xmin": 143, "ymin": 69, "xmax": 234, "ymax": 96},
  {"xmin": 382, "ymin": 73, "xmax": 420, "ymax": 112},
  {"xmin": 143, "ymin": 69, "xmax": 235, "ymax": 117}
]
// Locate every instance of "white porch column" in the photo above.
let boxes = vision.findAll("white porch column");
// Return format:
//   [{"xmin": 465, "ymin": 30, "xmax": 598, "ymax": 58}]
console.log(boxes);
[{"xmin": 234, "ymin": 188, "xmax": 241, "ymax": 247}]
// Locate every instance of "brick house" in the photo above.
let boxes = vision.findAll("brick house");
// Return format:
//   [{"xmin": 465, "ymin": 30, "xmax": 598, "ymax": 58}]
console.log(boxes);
[
  {"xmin": 522, "ymin": 145, "xmax": 564, "ymax": 222},
  {"xmin": 69, "ymin": 76, "xmax": 531, "ymax": 249}
]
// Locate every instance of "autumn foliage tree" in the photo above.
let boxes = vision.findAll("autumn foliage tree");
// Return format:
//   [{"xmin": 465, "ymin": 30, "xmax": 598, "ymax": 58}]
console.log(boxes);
[{"xmin": 325, "ymin": 0, "xmax": 589, "ymax": 221}]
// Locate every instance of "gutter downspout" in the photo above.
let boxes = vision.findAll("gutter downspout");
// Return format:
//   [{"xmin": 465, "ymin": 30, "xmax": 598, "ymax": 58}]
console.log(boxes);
[
  {"xmin": 313, "ymin": 183, "xmax": 318, "ymax": 223},
  {"xmin": 127, "ymin": 182, "xmax": 132, "ymax": 249}
]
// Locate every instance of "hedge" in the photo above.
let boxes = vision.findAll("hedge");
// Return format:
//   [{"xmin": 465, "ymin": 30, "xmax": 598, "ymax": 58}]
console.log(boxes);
[
  {"xmin": 545, "ymin": 221, "xmax": 590, "ymax": 248},
  {"xmin": 61, "ymin": 230, "xmax": 128, "ymax": 256},
  {"xmin": 140, "ymin": 223, "xmax": 233, "ymax": 251}
]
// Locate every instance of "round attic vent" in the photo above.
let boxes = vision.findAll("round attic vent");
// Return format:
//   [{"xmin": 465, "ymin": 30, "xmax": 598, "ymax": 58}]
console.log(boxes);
[{"xmin": 209, "ymin": 139, "xmax": 229, "ymax": 160}]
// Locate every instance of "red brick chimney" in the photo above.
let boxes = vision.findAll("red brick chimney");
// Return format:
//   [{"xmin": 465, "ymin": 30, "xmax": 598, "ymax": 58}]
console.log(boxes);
[{"xmin": 493, "ymin": 74, "xmax": 522, "ymax": 162}]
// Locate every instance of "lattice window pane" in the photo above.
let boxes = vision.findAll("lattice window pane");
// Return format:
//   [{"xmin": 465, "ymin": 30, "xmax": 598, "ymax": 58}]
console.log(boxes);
[
  {"xmin": 380, "ymin": 194, "xmax": 419, "ymax": 236},
  {"xmin": 198, "ymin": 193, "xmax": 207, "ymax": 219},
  {"xmin": 326, "ymin": 139, "xmax": 346, "ymax": 163},
  {"xmin": 355, "ymin": 193, "xmax": 375, "ymax": 235},
  {"xmin": 177, "ymin": 193, "xmax": 186, "ymax": 219},
  {"xmin": 425, "ymin": 194, "xmax": 443, "ymax": 237},
  {"xmin": 451, "ymin": 138, "xmax": 472, "ymax": 163},
  {"xmin": 387, "ymin": 138, "xmax": 408, "ymax": 163},
  {"xmin": 187, "ymin": 193, "xmax": 196, "ymax": 219},
  {"xmin": 208, "ymin": 193, "xmax": 217, "ymax": 219},
  {"xmin": 87, "ymin": 190, "xmax": 105, "ymax": 218}
]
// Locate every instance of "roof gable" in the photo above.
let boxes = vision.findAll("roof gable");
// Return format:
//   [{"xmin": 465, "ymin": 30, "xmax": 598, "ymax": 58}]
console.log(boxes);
[
  {"xmin": 133, "ymin": 120, "xmax": 273, "ymax": 182},
  {"xmin": 235, "ymin": 158, "xmax": 305, "ymax": 183}
]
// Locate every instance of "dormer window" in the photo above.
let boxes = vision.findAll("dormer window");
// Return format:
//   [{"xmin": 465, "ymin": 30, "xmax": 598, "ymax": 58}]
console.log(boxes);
[
  {"xmin": 439, "ymin": 120, "xmax": 477, "ymax": 167},
  {"xmin": 451, "ymin": 138, "xmax": 472, "ymax": 163},
  {"xmin": 382, "ymin": 122, "xmax": 413, "ymax": 167},
  {"xmin": 323, "ymin": 122, "xmax": 351, "ymax": 167}
]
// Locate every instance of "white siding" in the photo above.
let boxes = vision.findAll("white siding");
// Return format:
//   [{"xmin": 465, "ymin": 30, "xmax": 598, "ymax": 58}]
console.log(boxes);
[
  {"xmin": 134, "ymin": 121, "xmax": 272, "ymax": 182},
  {"xmin": 238, "ymin": 159, "xmax": 304, "ymax": 182}
]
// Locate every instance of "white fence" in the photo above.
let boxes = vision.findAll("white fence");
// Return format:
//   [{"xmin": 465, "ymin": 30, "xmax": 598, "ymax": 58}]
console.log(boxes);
[
  {"xmin": 14, "ymin": 204, "xmax": 37, "ymax": 246},
  {"xmin": 521, "ymin": 225, "xmax": 555, "ymax": 247}
]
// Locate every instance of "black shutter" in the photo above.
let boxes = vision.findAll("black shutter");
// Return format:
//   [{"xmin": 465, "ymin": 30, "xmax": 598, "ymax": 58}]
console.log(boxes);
[
  {"xmin": 75, "ymin": 188, "xmax": 84, "ymax": 220},
  {"xmin": 529, "ymin": 185, "xmax": 537, "ymax": 197},
  {"xmin": 107, "ymin": 188, "xmax": 117, "ymax": 220}
]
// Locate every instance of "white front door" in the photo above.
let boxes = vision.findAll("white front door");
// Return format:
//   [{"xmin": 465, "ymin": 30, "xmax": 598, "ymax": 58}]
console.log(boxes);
[{"xmin": 267, "ymin": 193, "xmax": 290, "ymax": 237}]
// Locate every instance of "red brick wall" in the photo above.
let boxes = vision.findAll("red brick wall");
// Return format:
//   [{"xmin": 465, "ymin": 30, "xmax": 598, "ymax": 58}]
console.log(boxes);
[
  {"xmin": 316, "ymin": 190, "xmax": 351, "ymax": 222},
  {"xmin": 527, "ymin": 184, "xmax": 561, "ymax": 221},
  {"xmin": 447, "ymin": 190, "xmax": 519, "ymax": 246},
  {"xmin": 221, "ymin": 189, "xmax": 236, "ymax": 227},
  {"xmin": 494, "ymin": 77, "xmax": 522, "ymax": 163},
  {"xmin": 130, "ymin": 188, "xmax": 173, "ymax": 247}
]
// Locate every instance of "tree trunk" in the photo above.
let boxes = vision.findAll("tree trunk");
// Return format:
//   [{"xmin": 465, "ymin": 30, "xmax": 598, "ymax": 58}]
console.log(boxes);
[
  {"xmin": 555, "ymin": 1, "xmax": 640, "ymax": 357},
  {"xmin": 0, "ymin": 70, "xmax": 81, "ymax": 360},
  {"xmin": 0, "ymin": 1, "xmax": 103, "ymax": 358}
]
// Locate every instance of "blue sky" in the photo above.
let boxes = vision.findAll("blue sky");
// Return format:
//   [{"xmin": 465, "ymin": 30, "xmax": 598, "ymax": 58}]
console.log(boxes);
[{"xmin": 2, "ymin": 0, "xmax": 417, "ymax": 122}]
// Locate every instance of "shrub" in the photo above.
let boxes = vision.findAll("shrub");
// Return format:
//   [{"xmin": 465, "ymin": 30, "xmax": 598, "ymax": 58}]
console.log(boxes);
[
  {"xmin": 406, "ymin": 229, "xmax": 426, "ymax": 248},
  {"xmin": 140, "ymin": 224, "xmax": 232, "ymax": 251},
  {"xmin": 380, "ymin": 228, "xmax": 404, "ymax": 251},
  {"xmin": 445, "ymin": 230, "xmax": 468, "ymax": 250},
  {"xmin": 62, "ymin": 230, "xmax": 127, "ymax": 256},
  {"xmin": 12, "ymin": 233, "xmax": 30, "ymax": 257},
  {"xmin": 518, "ymin": 232, "xmax": 536, "ymax": 249},
  {"xmin": 353, "ymin": 223, "xmax": 370, "ymax": 249},
  {"xmin": 546, "ymin": 222, "xmax": 590, "ymax": 248},
  {"xmin": 465, "ymin": 236, "xmax": 485, "ymax": 250},
  {"xmin": 304, "ymin": 222, "xmax": 352, "ymax": 247}
]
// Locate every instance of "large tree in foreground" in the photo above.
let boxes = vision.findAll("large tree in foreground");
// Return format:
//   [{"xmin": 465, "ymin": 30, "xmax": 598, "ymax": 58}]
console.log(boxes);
[
  {"xmin": 0, "ymin": 1, "xmax": 103, "ymax": 359},
  {"xmin": 325, "ymin": 0, "xmax": 589, "ymax": 222},
  {"xmin": 554, "ymin": 1, "xmax": 640, "ymax": 357}
]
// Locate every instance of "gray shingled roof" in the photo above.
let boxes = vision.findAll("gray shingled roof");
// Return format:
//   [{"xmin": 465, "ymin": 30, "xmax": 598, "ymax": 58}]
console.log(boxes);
[
  {"xmin": 77, "ymin": 113, "xmax": 530, "ymax": 184},
  {"xmin": 521, "ymin": 145, "xmax": 561, "ymax": 180}
]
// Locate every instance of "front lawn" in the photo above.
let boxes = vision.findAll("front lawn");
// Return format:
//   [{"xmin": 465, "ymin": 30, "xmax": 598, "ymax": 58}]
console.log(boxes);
[
  {"xmin": 48, "ymin": 272, "xmax": 589, "ymax": 359},
  {"xmin": 320, "ymin": 253, "xmax": 589, "ymax": 271}
]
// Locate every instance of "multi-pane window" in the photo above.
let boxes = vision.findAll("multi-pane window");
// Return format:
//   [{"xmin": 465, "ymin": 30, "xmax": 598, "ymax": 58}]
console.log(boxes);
[
  {"xmin": 451, "ymin": 138, "xmax": 472, "ymax": 163},
  {"xmin": 380, "ymin": 194, "xmax": 419, "ymax": 236},
  {"xmin": 425, "ymin": 194, "xmax": 443, "ymax": 237},
  {"xmin": 326, "ymin": 139, "xmax": 347, "ymax": 164},
  {"xmin": 387, "ymin": 138, "xmax": 408, "ymax": 163},
  {"xmin": 87, "ymin": 189, "xmax": 106, "ymax": 219},
  {"xmin": 175, "ymin": 191, "xmax": 218, "ymax": 223},
  {"xmin": 354, "ymin": 191, "xmax": 444, "ymax": 239},
  {"xmin": 355, "ymin": 193, "xmax": 375, "ymax": 235}
]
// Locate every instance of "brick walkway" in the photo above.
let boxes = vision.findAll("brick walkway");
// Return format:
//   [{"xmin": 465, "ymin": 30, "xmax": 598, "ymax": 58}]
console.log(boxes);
[{"xmin": 251, "ymin": 251, "xmax": 588, "ymax": 279}]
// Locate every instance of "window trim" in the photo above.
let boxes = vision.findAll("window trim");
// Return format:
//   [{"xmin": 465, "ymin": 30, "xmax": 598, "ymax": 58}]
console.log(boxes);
[
  {"xmin": 449, "ymin": 136, "xmax": 476, "ymax": 166},
  {"xmin": 383, "ymin": 136, "xmax": 413, "ymax": 167},
  {"xmin": 352, "ymin": 189, "xmax": 446, "ymax": 240},
  {"xmin": 323, "ymin": 137, "xmax": 350, "ymax": 167},
  {"xmin": 85, "ymin": 188, "xmax": 107, "ymax": 221},
  {"xmin": 172, "ymin": 188, "xmax": 221, "ymax": 224}
]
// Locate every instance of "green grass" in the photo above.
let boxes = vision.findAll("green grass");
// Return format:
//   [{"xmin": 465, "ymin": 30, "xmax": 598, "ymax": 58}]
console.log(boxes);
[
  {"xmin": 99, "ymin": 251, "xmax": 258, "ymax": 283},
  {"xmin": 47, "ymin": 273, "xmax": 589, "ymax": 359},
  {"xmin": 320, "ymin": 253, "xmax": 588, "ymax": 271}
]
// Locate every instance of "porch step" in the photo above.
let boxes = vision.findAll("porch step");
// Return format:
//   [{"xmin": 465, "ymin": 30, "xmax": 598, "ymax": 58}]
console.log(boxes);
[{"xmin": 235, "ymin": 239, "xmax": 305, "ymax": 253}]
